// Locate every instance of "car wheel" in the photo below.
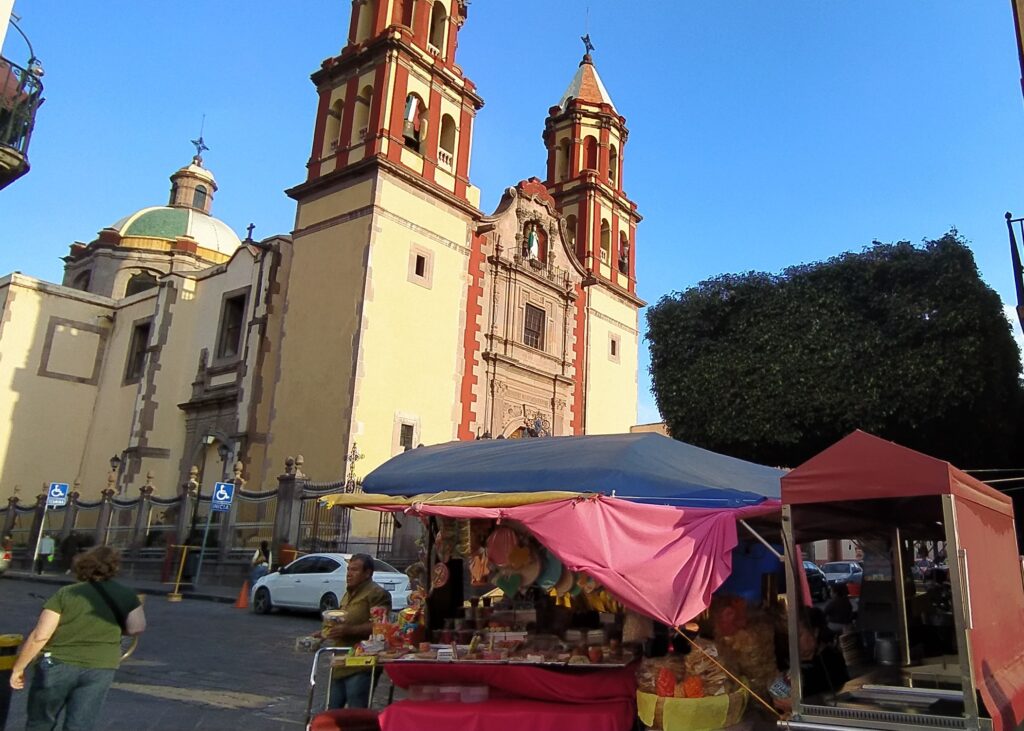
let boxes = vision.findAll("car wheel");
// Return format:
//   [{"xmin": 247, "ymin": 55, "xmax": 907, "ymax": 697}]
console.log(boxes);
[
  {"xmin": 319, "ymin": 592, "xmax": 339, "ymax": 612},
  {"xmin": 253, "ymin": 587, "xmax": 272, "ymax": 615}
]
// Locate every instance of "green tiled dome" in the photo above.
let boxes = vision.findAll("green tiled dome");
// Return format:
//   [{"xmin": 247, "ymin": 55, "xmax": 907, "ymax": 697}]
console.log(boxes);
[
  {"xmin": 123, "ymin": 208, "xmax": 189, "ymax": 238},
  {"xmin": 111, "ymin": 206, "xmax": 240, "ymax": 256}
]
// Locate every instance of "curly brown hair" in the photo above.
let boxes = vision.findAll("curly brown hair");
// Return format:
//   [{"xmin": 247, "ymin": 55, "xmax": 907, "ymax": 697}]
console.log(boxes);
[{"xmin": 73, "ymin": 545, "xmax": 122, "ymax": 582}]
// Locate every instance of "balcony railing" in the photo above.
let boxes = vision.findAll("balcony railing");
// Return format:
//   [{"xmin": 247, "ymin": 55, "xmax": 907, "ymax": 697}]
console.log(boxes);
[
  {"xmin": 0, "ymin": 55, "xmax": 44, "ymax": 190},
  {"xmin": 437, "ymin": 148, "xmax": 453, "ymax": 170}
]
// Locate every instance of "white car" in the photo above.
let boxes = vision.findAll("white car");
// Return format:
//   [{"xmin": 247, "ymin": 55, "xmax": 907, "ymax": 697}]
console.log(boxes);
[{"xmin": 250, "ymin": 552, "xmax": 410, "ymax": 615}]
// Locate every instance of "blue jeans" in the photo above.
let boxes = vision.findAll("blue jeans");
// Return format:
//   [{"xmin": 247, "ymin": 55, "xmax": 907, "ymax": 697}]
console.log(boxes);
[
  {"xmin": 328, "ymin": 670, "xmax": 374, "ymax": 709},
  {"xmin": 26, "ymin": 656, "xmax": 116, "ymax": 731}
]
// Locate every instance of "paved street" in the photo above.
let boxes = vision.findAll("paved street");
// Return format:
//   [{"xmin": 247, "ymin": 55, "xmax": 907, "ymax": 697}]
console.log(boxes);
[{"xmin": 1, "ymin": 578, "xmax": 341, "ymax": 730}]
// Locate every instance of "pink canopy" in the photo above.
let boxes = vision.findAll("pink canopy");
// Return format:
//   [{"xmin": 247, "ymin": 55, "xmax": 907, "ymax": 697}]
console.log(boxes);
[{"xmin": 386, "ymin": 495, "xmax": 780, "ymax": 627}]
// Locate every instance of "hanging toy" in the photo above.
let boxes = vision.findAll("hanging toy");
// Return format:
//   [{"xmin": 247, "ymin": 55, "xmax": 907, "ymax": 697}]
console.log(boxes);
[
  {"xmin": 469, "ymin": 549, "xmax": 490, "ymax": 587},
  {"xmin": 486, "ymin": 525, "xmax": 517, "ymax": 567},
  {"xmin": 431, "ymin": 561, "xmax": 450, "ymax": 590}
]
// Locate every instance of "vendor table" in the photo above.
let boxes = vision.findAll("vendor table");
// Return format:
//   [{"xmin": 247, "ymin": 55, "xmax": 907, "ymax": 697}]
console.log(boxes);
[{"xmin": 381, "ymin": 661, "xmax": 638, "ymax": 731}]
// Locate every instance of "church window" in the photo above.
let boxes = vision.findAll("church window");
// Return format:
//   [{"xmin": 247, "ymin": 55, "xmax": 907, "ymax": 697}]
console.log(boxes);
[
  {"xmin": 609, "ymin": 144, "xmax": 619, "ymax": 187},
  {"xmin": 600, "ymin": 220, "xmax": 611, "ymax": 264},
  {"xmin": 408, "ymin": 245, "xmax": 434, "ymax": 288},
  {"xmin": 557, "ymin": 138, "xmax": 571, "ymax": 181},
  {"xmin": 403, "ymin": 93, "xmax": 427, "ymax": 152},
  {"xmin": 192, "ymin": 185, "xmax": 208, "ymax": 211},
  {"xmin": 609, "ymin": 333, "xmax": 620, "ymax": 363},
  {"xmin": 584, "ymin": 136, "xmax": 598, "ymax": 170},
  {"xmin": 438, "ymin": 114, "xmax": 456, "ymax": 170},
  {"xmin": 428, "ymin": 1, "xmax": 446, "ymax": 54},
  {"xmin": 124, "ymin": 319, "xmax": 152, "ymax": 384},
  {"xmin": 72, "ymin": 270, "xmax": 91, "ymax": 292},
  {"xmin": 565, "ymin": 214, "xmax": 577, "ymax": 249},
  {"xmin": 125, "ymin": 271, "xmax": 158, "ymax": 297},
  {"xmin": 216, "ymin": 292, "xmax": 247, "ymax": 360},
  {"xmin": 523, "ymin": 303, "xmax": 546, "ymax": 350},
  {"xmin": 352, "ymin": 85, "xmax": 373, "ymax": 146},
  {"xmin": 325, "ymin": 98, "xmax": 345, "ymax": 155},
  {"xmin": 399, "ymin": 423, "xmax": 415, "ymax": 451},
  {"xmin": 355, "ymin": 0, "xmax": 376, "ymax": 43},
  {"xmin": 618, "ymin": 232, "xmax": 630, "ymax": 275}
]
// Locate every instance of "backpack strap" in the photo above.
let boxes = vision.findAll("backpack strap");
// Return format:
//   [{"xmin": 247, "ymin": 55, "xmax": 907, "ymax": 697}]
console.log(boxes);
[{"xmin": 89, "ymin": 581, "xmax": 127, "ymax": 633}]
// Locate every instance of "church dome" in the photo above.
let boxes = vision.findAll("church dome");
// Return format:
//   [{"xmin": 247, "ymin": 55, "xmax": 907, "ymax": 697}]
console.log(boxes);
[{"xmin": 110, "ymin": 206, "xmax": 241, "ymax": 256}]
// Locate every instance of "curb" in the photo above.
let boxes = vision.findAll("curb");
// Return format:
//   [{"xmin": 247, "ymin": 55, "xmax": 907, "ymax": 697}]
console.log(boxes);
[{"xmin": 1, "ymin": 571, "xmax": 239, "ymax": 605}]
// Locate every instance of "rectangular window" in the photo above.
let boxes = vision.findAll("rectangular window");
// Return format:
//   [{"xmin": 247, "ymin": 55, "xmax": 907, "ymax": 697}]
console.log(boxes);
[
  {"xmin": 408, "ymin": 246, "xmax": 434, "ymax": 289},
  {"xmin": 399, "ymin": 424, "xmax": 415, "ymax": 452},
  {"xmin": 523, "ymin": 303, "xmax": 546, "ymax": 350},
  {"xmin": 124, "ymin": 320, "xmax": 152, "ymax": 383},
  {"xmin": 609, "ymin": 333, "xmax": 621, "ymax": 363},
  {"xmin": 216, "ymin": 294, "xmax": 247, "ymax": 360}
]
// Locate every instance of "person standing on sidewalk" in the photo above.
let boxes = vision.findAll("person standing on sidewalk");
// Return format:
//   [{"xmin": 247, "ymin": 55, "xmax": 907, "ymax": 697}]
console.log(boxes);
[
  {"xmin": 35, "ymin": 533, "xmax": 55, "ymax": 575},
  {"xmin": 10, "ymin": 546, "xmax": 146, "ymax": 731}
]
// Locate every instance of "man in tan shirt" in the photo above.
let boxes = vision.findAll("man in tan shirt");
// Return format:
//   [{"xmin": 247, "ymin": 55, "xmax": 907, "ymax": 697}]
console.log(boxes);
[{"xmin": 325, "ymin": 553, "xmax": 391, "ymax": 709}]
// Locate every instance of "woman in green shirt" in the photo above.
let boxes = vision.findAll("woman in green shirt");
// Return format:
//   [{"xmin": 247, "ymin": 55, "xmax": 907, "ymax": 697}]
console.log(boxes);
[{"xmin": 10, "ymin": 546, "xmax": 146, "ymax": 731}]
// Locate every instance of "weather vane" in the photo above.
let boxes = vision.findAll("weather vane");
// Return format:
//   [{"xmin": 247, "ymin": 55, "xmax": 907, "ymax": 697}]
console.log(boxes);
[
  {"xmin": 190, "ymin": 114, "xmax": 210, "ymax": 164},
  {"xmin": 581, "ymin": 33, "xmax": 595, "ymax": 55}
]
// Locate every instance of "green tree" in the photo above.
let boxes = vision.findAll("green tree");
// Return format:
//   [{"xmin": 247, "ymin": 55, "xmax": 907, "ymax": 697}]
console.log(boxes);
[{"xmin": 647, "ymin": 232, "xmax": 1024, "ymax": 468}]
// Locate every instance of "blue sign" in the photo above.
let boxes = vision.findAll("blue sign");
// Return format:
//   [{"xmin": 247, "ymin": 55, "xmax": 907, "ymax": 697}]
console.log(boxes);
[
  {"xmin": 211, "ymin": 482, "xmax": 235, "ymax": 512},
  {"xmin": 46, "ymin": 482, "xmax": 69, "ymax": 507}
]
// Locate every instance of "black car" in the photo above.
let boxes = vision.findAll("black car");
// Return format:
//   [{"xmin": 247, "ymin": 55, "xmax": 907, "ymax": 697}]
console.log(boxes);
[{"xmin": 803, "ymin": 560, "xmax": 830, "ymax": 602}]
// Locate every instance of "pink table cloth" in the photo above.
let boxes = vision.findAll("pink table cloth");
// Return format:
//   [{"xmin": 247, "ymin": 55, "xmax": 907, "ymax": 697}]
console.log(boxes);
[
  {"xmin": 382, "ymin": 662, "xmax": 637, "ymax": 731},
  {"xmin": 379, "ymin": 698, "xmax": 636, "ymax": 731}
]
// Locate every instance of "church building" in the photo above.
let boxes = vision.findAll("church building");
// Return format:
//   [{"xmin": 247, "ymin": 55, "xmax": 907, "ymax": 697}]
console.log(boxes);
[{"xmin": 0, "ymin": 1, "xmax": 643, "ymax": 535}]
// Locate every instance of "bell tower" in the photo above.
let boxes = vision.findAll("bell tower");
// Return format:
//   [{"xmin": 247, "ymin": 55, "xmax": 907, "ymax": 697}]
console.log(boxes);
[
  {"xmin": 542, "ymin": 39, "xmax": 643, "ymax": 436},
  {"xmin": 543, "ymin": 44, "xmax": 639, "ymax": 296},
  {"xmin": 303, "ymin": 0, "xmax": 483, "ymax": 203},
  {"xmin": 263, "ymin": 0, "xmax": 486, "ymax": 485}
]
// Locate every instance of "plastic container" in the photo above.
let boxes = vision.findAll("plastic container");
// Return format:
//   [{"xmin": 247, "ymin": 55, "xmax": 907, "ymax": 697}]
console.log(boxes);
[
  {"xmin": 438, "ymin": 685, "xmax": 462, "ymax": 702},
  {"xmin": 460, "ymin": 685, "xmax": 489, "ymax": 703},
  {"xmin": 408, "ymin": 685, "xmax": 441, "ymax": 701}
]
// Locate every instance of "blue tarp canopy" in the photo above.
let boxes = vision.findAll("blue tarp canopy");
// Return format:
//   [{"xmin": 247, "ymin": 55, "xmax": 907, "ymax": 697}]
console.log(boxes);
[{"xmin": 362, "ymin": 433, "xmax": 783, "ymax": 507}]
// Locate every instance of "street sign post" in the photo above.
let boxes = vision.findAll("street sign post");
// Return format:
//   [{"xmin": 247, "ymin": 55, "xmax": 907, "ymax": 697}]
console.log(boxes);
[
  {"xmin": 195, "ymin": 482, "xmax": 234, "ymax": 585},
  {"xmin": 32, "ymin": 482, "xmax": 70, "ymax": 569}
]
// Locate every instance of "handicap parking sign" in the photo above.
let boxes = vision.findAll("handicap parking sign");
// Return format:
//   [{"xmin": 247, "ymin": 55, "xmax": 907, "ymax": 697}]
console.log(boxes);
[
  {"xmin": 46, "ymin": 483, "xmax": 69, "ymax": 507},
  {"xmin": 211, "ymin": 482, "xmax": 235, "ymax": 512}
]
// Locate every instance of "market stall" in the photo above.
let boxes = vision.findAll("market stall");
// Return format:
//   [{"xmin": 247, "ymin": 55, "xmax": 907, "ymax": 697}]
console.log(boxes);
[
  {"xmin": 780, "ymin": 430, "xmax": 1024, "ymax": 731},
  {"xmin": 320, "ymin": 433, "xmax": 789, "ymax": 731}
]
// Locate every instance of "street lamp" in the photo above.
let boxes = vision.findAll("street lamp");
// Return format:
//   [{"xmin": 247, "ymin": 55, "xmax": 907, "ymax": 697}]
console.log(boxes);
[{"xmin": 108, "ymin": 454, "xmax": 122, "ymax": 493}]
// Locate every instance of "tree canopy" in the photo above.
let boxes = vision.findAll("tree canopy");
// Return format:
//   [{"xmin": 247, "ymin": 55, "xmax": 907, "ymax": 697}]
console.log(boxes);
[{"xmin": 647, "ymin": 233, "xmax": 1024, "ymax": 468}]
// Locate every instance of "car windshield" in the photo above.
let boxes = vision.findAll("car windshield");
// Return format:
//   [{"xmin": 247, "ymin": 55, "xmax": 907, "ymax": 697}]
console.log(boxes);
[
  {"xmin": 374, "ymin": 559, "xmax": 399, "ymax": 574},
  {"xmin": 803, "ymin": 562, "xmax": 819, "ymax": 571},
  {"xmin": 823, "ymin": 562, "xmax": 852, "ymax": 573}
]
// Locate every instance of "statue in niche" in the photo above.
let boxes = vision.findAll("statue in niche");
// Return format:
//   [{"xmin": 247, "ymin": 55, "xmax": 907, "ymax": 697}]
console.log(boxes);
[{"xmin": 524, "ymin": 222, "xmax": 541, "ymax": 260}]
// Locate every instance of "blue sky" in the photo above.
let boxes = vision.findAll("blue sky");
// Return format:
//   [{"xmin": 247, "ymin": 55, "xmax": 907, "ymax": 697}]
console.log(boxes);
[{"xmin": 3, "ymin": 1, "xmax": 1023, "ymax": 424}]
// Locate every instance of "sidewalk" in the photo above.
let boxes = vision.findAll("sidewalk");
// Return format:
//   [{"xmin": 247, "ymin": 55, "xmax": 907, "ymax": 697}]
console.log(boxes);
[{"xmin": 1, "ymin": 569, "xmax": 241, "ymax": 603}]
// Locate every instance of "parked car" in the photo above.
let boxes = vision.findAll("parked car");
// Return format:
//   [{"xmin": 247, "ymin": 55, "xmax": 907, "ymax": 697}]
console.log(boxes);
[
  {"xmin": 803, "ymin": 560, "xmax": 830, "ymax": 602},
  {"xmin": 250, "ymin": 552, "xmax": 410, "ymax": 615},
  {"xmin": 822, "ymin": 561, "xmax": 863, "ymax": 596}
]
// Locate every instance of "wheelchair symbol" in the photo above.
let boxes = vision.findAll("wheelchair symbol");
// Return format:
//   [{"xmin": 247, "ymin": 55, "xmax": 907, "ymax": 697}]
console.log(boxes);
[
  {"xmin": 49, "ymin": 485, "xmax": 66, "ymax": 498},
  {"xmin": 214, "ymin": 485, "xmax": 232, "ymax": 501}
]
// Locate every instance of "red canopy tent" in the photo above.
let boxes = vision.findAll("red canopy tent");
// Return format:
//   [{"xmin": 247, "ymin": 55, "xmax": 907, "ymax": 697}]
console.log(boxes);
[{"xmin": 782, "ymin": 430, "xmax": 1024, "ymax": 731}]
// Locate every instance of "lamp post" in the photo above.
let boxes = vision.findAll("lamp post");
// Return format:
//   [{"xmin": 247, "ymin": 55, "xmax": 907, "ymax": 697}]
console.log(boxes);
[{"xmin": 109, "ymin": 454, "xmax": 122, "ymax": 494}]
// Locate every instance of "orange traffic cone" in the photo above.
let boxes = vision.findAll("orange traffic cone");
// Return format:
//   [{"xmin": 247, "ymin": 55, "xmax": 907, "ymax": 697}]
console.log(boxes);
[{"xmin": 235, "ymin": 580, "xmax": 250, "ymax": 609}]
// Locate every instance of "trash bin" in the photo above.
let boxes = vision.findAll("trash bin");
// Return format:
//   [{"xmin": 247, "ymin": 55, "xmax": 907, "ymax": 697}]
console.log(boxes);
[{"xmin": 0, "ymin": 633, "xmax": 24, "ymax": 731}]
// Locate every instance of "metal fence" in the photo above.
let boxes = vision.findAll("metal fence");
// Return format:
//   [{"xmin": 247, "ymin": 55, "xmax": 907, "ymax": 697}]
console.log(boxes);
[{"xmin": 1, "ymin": 453, "xmax": 411, "ymax": 581}]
